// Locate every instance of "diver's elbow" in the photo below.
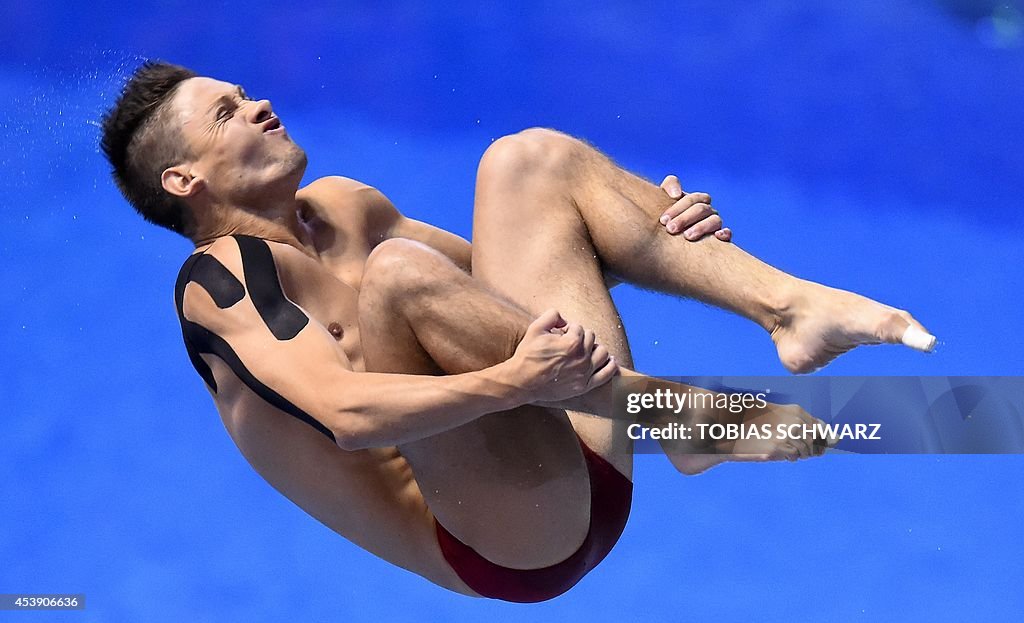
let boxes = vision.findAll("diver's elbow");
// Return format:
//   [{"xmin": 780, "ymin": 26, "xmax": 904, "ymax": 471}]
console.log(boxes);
[{"xmin": 329, "ymin": 416, "xmax": 373, "ymax": 451}]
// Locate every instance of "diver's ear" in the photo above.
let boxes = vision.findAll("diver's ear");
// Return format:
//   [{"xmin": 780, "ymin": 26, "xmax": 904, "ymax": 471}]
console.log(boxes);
[{"xmin": 161, "ymin": 164, "xmax": 205, "ymax": 198}]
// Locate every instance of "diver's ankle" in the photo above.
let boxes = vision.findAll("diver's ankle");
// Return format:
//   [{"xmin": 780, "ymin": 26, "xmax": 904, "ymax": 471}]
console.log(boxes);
[{"xmin": 762, "ymin": 277, "xmax": 805, "ymax": 337}]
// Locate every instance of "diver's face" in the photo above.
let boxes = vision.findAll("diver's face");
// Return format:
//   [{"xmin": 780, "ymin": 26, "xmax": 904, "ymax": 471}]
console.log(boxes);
[{"xmin": 172, "ymin": 76, "xmax": 307, "ymax": 203}]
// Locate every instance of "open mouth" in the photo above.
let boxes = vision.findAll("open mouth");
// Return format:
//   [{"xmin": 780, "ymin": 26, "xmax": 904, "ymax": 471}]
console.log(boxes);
[{"xmin": 262, "ymin": 116, "xmax": 284, "ymax": 134}]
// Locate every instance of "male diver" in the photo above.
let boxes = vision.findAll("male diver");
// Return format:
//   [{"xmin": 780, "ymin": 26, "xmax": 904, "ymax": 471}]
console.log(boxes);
[{"xmin": 100, "ymin": 62, "xmax": 935, "ymax": 602}]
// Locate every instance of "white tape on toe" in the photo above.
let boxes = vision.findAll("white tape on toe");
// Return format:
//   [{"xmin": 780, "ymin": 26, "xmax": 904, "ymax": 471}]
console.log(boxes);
[{"xmin": 901, "ymin": 326, "xmax": 936, "ymax": 352}]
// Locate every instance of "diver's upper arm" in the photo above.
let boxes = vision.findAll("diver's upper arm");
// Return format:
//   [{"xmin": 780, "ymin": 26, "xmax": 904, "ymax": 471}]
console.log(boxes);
[
  {"xmin": 177, "ymin": 237, "xmax": 351, "ymax": 441},
  {"xmin": 302, "ymin": 175, "xmax": 473, "ymax": 271},
  {"xmin": 388, "ymin": 217, "xmax": 472, "ymax": 273},
  {"xmin": 312, "ymin": 177, "xmax": 474, "ymax": 271}
]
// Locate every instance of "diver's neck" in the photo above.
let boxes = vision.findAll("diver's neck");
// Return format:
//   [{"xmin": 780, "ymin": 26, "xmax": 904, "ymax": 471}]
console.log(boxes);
[{"xmin": 193, "ymin": 197, "xmax": 318, "ymax": 259}]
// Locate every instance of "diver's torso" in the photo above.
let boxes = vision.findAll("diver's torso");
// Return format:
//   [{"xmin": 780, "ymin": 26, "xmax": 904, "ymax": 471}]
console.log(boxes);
[{"xmin": 204, "ymin": 180, "xmax": 597, "ymax": 572}]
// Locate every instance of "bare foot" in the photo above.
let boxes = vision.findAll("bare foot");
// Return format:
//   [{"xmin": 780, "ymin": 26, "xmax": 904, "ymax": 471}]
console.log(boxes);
[
  {"xmin": 659, "ymin": 402, "xmax": 836, "ymax": 475},
  {"xmin": 770, "ymin": 281, "xmax": 936, "ymax": 374}
]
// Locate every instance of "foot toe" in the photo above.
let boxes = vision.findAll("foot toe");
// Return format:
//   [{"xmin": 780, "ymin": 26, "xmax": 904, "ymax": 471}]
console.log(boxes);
[{"xmin": 901, "ymin": 324, "xmax": 937, "ymax": 352}]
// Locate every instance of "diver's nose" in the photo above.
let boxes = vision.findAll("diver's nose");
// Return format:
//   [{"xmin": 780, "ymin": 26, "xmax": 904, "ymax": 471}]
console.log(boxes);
[{"xmin": 248, "ymin": 99, "xmax": 273, "ymax": 124}]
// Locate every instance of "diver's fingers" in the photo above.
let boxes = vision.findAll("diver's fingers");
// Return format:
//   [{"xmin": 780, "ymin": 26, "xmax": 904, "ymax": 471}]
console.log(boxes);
[
  {"xmin": 586, "ymin": 355, "xmax": 618, "ymax": 390},
  {"xmin": 660, "ymin": 174, "xmax": 684, "ymax": 199}
]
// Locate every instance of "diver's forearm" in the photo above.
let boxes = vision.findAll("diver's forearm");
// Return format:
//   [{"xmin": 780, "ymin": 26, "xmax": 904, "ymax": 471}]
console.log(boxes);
[{"xmin": 328, "ymin": 361, "xmax": 530, "ymax": 450}]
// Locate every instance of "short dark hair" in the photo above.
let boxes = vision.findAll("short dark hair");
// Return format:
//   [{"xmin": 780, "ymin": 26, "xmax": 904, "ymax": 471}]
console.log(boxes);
[{"xmin": 100, "ymin": 61, "xmax": 198, "ymax": 237}]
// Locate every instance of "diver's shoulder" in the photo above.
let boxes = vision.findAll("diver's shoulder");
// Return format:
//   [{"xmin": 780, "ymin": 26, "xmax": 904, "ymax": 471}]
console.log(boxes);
[
  {"xmin": 176, "ymin": 237, "xmax": 241, "ymax": 281},
  {"xmin": 178, "ymin": 235, "xmax": 228, "ymax": 276},
  {"xmin": 298, "ymin": 175, "xmax": 375, "ymax": 201},
  {"xmin": 173, "ymin": 237, "xmax": 247, "ymax": 312}
]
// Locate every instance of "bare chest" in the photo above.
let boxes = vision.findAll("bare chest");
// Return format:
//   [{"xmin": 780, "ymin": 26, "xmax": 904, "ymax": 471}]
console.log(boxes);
[{"xmin": 270, "ymin": 233, "xmax": 373, "ymax": 372}]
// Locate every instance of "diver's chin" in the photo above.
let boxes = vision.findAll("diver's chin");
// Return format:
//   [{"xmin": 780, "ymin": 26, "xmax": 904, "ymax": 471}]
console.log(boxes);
[
  {"xmin": 279, "ymin": 146, "xmax": 308, "ymax": 180},
  {"xmin": 291, "ymin": 148, "xmax": 308, "ymax": 176}
]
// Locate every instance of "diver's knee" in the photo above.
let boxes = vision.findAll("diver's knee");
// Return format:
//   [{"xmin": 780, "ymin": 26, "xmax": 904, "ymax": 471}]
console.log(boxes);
[
  {"xmin": 478, "ymin": 127, "xmax": 579, "ymax": 185},
  {"xmin": 362, "ymin": 238, "xmax": 454, "ymax": 303}
]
